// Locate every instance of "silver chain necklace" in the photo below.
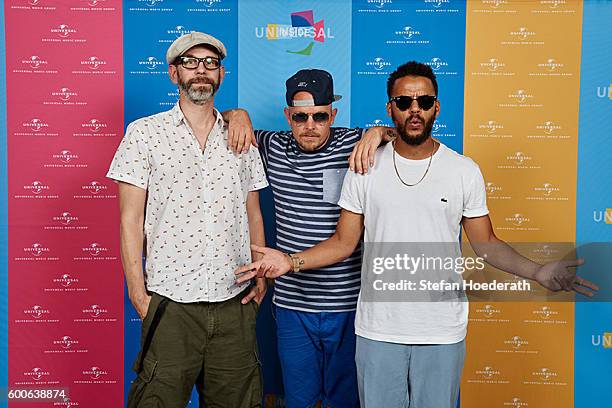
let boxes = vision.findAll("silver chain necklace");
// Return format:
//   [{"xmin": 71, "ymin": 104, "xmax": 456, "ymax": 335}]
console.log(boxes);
[{"xmin": 392, "ymin": 139, "xmax": 435, "ymax": 187}]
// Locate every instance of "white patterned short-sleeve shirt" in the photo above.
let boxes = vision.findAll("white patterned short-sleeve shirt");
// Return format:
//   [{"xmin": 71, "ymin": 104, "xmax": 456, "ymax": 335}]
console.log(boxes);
[{"xmin": 107, "ymin": 103, "xmax": 268, "ymax": 303}]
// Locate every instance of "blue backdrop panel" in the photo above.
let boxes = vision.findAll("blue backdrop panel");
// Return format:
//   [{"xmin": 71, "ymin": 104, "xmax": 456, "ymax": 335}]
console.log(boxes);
[
  {"xmin": 122, "ymin": 1, "xmax": 238, "ymax": 405},
  {"xmin": 123, "ymin": 0, "xmax": 238, "ymax": 125},
  {"xmin": 575, "ymin": 1, "xmax": 612, "ymax": 407},
  {"xmin": 238, "ymin": 1, "xmax": 354, "ymax": 401},
  {"xmin": 350, "ymin": 0, "xmax": 466, "ymax": 154},
  {"xmin": 1, "ymin": 3, "xmax": 7, "ymax": 407},
  {"xmin": 238, "ymin": 0, "xmax": 353, "ymax": 130}
]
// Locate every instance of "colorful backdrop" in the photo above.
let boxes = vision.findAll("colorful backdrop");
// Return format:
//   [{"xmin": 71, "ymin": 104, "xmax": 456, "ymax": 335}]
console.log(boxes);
[{"xmin": 1, "ymin": 0, "xmax": 611, "ymax": 407}]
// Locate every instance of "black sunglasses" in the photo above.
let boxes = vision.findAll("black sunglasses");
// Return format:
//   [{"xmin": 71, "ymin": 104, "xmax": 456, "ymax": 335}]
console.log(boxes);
[
  {"xmin": 291, "ymin": 112, "xmax": 330, "ymax": 124},
  {"xmin": 176, "ymin": 56, "xmax": 220, "ymax": 70},
  {"xmin": 389, "ymin": 95, "xmax": 437, "ymax": 111}
]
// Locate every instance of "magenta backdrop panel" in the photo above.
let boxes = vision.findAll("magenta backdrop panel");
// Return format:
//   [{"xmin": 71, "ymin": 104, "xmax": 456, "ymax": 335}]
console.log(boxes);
[{"xmin": 5, "ymin": 1, "xmax": 124, "ymax": 406}]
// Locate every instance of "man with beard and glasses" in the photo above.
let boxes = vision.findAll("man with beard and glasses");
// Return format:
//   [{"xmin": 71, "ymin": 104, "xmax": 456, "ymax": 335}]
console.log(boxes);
[
  {"xmin": 223, "ymin": 69, "xmax": 396, "ymax": 408},
  {"xmin": 107, "ymin": 32, "xmax": 268, "ymax": 407},
  {"xmin": 234, "ymin": 61, "xmax": 598, "ymax": 408}
]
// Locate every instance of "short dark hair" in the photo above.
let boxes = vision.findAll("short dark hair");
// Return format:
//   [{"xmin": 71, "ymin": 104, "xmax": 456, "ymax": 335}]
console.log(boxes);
[{"xmin": 387, "ymin": 61, "xmax": 438, "ymax": 98}]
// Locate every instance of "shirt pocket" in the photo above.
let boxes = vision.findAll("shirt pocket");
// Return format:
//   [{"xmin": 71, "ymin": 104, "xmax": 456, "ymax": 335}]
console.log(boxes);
[{"xmin": 322, "ymin": 168, "xmax": 348, "ymax": 205}]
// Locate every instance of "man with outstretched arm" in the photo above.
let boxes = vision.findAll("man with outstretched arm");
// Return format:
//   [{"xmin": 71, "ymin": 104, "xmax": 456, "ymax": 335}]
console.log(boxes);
[
  {"xmin": 235, "ymin": 61, "xmax": 598, "ymax": 408},
  {"xmin": 223, "ymin": 69, "xmax": 395, "ymax": 408}
]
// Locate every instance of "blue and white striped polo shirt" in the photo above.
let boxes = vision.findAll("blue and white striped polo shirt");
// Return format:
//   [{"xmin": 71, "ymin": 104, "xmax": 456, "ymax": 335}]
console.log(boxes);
[{"xmin": 256, "ymin": 127, "xmax": 363, "ymax": 312}]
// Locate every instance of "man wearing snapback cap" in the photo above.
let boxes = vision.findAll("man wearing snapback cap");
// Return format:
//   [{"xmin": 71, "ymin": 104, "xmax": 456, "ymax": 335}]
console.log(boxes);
[
  {"xmin": 225, "ymin": 69, "xmax": 395, "ymax": 408},
  {"xmin": 235, "ymin": 61, "xmax": 598, "ymax": 408},
  {"xmin": 107, "ymin": 32, "xmax": 268, "ymax": 407}
]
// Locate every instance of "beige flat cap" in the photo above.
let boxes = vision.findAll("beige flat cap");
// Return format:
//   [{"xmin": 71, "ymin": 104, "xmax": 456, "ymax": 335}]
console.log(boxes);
[{"xmin": 166, "ymin": 31, "xmax": 227, "ymax": 64}]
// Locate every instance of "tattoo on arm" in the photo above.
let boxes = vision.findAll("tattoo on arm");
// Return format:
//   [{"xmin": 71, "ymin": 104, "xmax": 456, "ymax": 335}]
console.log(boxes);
[{"xmin": 381, "ymin": 128, "xmax": 398, "ymax": 144}]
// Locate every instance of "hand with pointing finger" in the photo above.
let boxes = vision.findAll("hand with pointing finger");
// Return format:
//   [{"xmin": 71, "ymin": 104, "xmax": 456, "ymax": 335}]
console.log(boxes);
[
  {"xmin": 534, "ymin": 258, "xmax": 599, "ymax": 297},
  {"xmin": 235, "ymin": 245, "xmax": 292, "ymax": 284}
]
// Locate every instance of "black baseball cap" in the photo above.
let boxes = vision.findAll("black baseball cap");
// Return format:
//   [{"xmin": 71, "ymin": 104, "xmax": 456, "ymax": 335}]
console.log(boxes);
[{"xmin": 285, "ymin": 69, "xmax": 342, "ymax": 107}]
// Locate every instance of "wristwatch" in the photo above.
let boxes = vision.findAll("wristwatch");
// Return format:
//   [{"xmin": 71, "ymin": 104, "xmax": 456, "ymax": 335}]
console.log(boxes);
[{"xmin": 286, "ymin": 253, "xmax": 304, "ymax": 273}]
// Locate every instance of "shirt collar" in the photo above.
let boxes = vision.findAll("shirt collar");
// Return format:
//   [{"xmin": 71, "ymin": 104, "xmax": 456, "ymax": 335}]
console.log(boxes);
[{"xmin": 170, "ymin": 102, "xmax": 224, "ymax": 130}]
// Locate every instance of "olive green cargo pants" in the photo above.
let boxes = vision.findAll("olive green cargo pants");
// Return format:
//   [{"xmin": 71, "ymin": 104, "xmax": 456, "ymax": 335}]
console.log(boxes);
[{"xmin": 127, "ymin": 290, "xmax": 262, "ymax": 408}]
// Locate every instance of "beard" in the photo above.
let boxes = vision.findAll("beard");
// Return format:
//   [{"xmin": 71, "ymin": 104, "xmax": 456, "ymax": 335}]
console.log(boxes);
[
  {"xmin": 296, "ymin": 130, "xmax": 326, "ymax": 151},
  {"xmin": 178, "ymin": 72, "xmax": 219, "ymax": 105},
  {"xmin": 395, "ymin": 113, "xmax": 436, "ymax": 146}
]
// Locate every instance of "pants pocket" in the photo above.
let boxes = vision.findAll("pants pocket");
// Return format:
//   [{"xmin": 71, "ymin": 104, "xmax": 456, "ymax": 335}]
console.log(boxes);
[
  {"xmin": 127, "ymin": 357, "xmax": 158, "ymax": 408},
  {"xmin": 133, "ymin": 295, "xmax": 168, "ymax": 373}
]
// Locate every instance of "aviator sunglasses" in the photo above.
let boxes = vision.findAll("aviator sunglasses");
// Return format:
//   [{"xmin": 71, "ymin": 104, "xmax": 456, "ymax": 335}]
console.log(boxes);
[
  {"xmin": 291, "ymin": 112, "xmax": 330, "ymax": 124},
  {"xmin": 389, "ymin": 95, "xmax": 437, "ymax": 111}
]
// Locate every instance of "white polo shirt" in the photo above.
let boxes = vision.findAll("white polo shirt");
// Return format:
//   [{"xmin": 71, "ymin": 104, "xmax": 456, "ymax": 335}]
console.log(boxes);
[{"xmin": 107, "ymin": 103, "xmax": 268, "ymax": 303}]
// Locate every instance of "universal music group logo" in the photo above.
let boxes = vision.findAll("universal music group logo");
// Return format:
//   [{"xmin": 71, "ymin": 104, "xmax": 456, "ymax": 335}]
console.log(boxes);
[
  {"xmin": 502, "ymin": 26, "xmax": 544, "ymax": 45},
  {"xmin": 43, "ymin": 87, "xmax": 87, "ymax": 106},
  {"xmin": 74, "ymin": 181, "xmax": 117, "ymax": 199},
  {"xmin": 15, "ymin": 55, "xmax": 58, "ymax": 74},
  {"xmin": 71, "ymin": 0, "xmax": 117, "ymax": 11},
  {"xmin": 45, "ymin": 335, "xmax": 88, "ymax": 355},
  {"xmin": 131, "ymin": 56, "xmax": 165, "ymax": 75},
  {"xmin": 75, "ymin": 56, "xmax": 115, "ymax": 75},
  {"xmin": 10, "ymin": 0, "xmax": 56, "ymax": 10},
  {"xmin": 358, "ymin": 0, "xmax": 402, "ymax": 13},
  {"xmin": 418, "ymin": 0, "xmax": 459, "ymax": 13},
  {"xmin": 55, "ymin": 150, "xmax": 77, "ymax": 163},
  {"xmin": 466, "ymin": 365, "xmax": 509, "ymax": 385},
  {"xmin": 49, "ymin": 274, "xmax": 84, "ymax": 292},
  {"xmin": 140, "ymin": 57, "xmax": 164, "ymax": 70},
  {"xmin": 357, "ymin": 57, "xmax": 393, "ymax": 76},
  {"xmin": 131, "ymin": 0, "xmax": 173, "ymax": 11},
  {"xmin": 471, "ymin": 303, "xmax": 510, "ymax": 323},
  {"xmin": 16, "ymin": 304, "xmax": 59, "ymax": 324},
  {"xmin": 74, "ymin": 304, "xmax": 117, "ymax": 323},
  {"xmin": 17, "ymin": 118, "xmax": 58, "ymax": 137},
  {"xmin": 533, "ymin": 0, "xmax": 575, "ymax": 14},
  {"xmin": 23, "ymin": 118, "xmax": 49, "ymax": 132},
  {"xmin": 23, "ymin": 55, "xmax": 47, "ymax": 69},
  {"xmin": 367, "ymin": 57, "xmax": 392, "ymax": 71},
  {"xmin": 45, "ymin": 150, "xmax": 88, "ymax": 169},
  {"xmin": 74, "ymin": 366, "xmax": 117, "ymax": 384},
  {"xmin": 367, "ymin": 0, "xmax": 393, "ymax": 8},
  {"xmin": 16, "ymin": 180, "xmax": 59, "ymax": 200},
  {"xmin": 473, "ymin": 0, "xmax": 517, "ymax": 14},
  {"xmin": 163, "ymin": 25, "xmax": 193, "ymax": 42},
  {"xmin": 15, "ymin": 242, "xmax": 60, "ymax": 262},
  {"xmin": 43, "ymin": 24, "xmax": 86, "ymax": 43},
  {"xmin": 472, "ymin": 57, "xmax": 515, "ymax": 77},
  {"xmin": 22, "ymin": 367, "xmax": 52, "ymax": 382},
  {"xmin": 426, "ymin": 57, "xmax": 457, "ymax": 76},
  {"xmin": 75, "ymin": 118, "xmax": 116, "ymax": 138},
  {"xmin": 74, "ymin": 242, "xmax": 117, "ymax": 262},
  {"xmin": 387, "ymin": 25, "xmax": 430, "ymax": 45}
]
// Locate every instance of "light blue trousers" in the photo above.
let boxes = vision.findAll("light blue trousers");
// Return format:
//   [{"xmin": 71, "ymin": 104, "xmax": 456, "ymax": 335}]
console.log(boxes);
[{"xmin": 355, "ymin": 335, "xmax": 465, "ymax": 408}]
